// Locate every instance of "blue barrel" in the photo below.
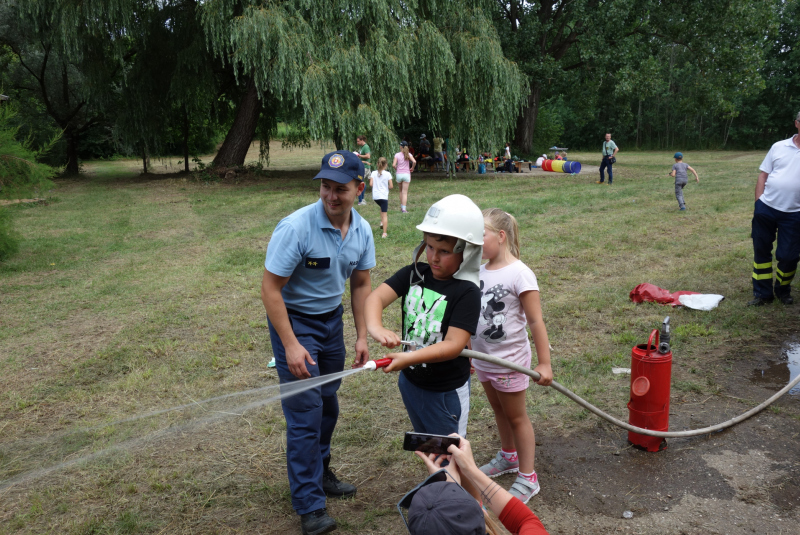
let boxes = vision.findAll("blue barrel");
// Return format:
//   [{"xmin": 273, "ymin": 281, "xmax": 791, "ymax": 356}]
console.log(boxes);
[
  {"xmin": 562, "ymin": 161, "xmax": 581, "ymax": 174},
  {"xmin": 478, "ymin": 163, "xmax": 486, "ymax": 174}
]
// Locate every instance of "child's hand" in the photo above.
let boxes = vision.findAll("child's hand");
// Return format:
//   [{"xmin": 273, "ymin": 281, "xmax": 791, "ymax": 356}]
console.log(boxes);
[
  {"xmin": 533, "ymin": 362, "xmax": 553, "ymax": 386},
  {"xmin": 368, "ymin": 326, "xmax": 401, "ymax": 348},
  {"xmin": 382, "ymin": 352, "xmax": 413, "ymax": 372}
]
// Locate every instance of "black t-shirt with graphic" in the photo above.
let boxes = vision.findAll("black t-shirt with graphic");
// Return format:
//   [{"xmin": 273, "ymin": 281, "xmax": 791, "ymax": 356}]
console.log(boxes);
[{"xmin": 384, "ymin": 263, "xmax": 481, "ymax": 392}]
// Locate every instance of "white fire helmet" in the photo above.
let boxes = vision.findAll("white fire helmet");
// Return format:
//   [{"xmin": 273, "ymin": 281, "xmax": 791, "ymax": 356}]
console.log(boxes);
[{"xmin": 413, "ymin": 194, "xmax": 484, "ymax": 287}]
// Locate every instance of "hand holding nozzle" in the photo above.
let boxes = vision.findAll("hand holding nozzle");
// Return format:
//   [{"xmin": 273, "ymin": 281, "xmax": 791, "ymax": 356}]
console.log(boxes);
[{"xmin": 362, "ymin": 340, "xmax": 417, "ymax": 371}]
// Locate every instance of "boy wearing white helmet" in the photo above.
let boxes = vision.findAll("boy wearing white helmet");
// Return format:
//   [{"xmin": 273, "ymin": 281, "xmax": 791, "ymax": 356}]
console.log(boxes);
[{"xmin": 365, "ymin": 194, "xmax": 483, "ymax": 436}]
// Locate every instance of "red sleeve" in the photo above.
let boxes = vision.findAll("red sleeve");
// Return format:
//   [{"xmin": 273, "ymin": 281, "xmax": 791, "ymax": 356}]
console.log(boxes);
[{"xmin": 498, "ymin": 497, "xmax": 550, "ymax": 535}]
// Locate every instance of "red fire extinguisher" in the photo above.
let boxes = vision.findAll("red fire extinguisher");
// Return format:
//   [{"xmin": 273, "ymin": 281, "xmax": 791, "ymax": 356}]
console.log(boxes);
[{"xmin": 627, "ymin": 318, "xmax": 672, "ymax": 452}]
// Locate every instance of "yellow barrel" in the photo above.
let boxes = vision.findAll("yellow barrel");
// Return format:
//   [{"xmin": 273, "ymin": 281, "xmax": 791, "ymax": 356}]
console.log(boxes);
[{"xmin": 551, "ymin": 160, "xmax": 565, "ymax": 172}]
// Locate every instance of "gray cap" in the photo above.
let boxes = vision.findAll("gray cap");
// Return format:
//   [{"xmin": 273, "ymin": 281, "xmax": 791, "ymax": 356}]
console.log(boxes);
[{"xmin": 408, "ymin": 481, "xmax": 484, "ymax": 535}]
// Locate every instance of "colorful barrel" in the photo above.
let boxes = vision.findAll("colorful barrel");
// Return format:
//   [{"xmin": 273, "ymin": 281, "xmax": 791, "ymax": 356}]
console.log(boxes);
[{"xmin": 541, "ymin": 160, "xmax": 581, "ymax": 174}]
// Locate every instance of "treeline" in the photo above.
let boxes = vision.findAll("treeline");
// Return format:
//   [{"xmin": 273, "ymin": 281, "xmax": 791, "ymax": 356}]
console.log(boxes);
[
  {"xmin": 0, "ymin": 0, "xmax": 797, "ymax": 176},
  {"xmin": 496, "ymin": 0, "xmax": 799, "ymax": 152}
]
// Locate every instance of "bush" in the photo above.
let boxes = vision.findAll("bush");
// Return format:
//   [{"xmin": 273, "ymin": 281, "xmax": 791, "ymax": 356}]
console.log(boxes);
[{"xmin": 0, "ymin": 207, "xmax": 19, "ymax": 261}]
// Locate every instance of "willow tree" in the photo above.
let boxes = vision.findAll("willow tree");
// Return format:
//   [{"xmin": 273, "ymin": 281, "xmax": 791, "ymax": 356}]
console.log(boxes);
[
  {"xmin": 0, "ymin": 0, "xmax": 140, "ymax": 174},
  {"xmin": 201, "ymin": 0, "xmax": 527, "ymax": 167}
]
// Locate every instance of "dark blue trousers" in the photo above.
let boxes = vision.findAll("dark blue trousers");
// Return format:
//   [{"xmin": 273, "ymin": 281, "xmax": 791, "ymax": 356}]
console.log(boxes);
[
  {"xmin": 751, "ymin": 199, "xmax": 800, "ymax": 299},
  {"xmin": 268, "ymin": 306, "xmax": 345, "ymax": 515},
  {"xmin": 599, "ymin": 157, "xmax": 614, "ymax": 183}
]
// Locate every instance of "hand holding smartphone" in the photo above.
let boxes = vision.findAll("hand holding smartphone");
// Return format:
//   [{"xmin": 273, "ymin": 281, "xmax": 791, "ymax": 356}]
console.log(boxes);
[{"xmin": 402, "ymin": 432, "xmax": 461, "ymax": 455}]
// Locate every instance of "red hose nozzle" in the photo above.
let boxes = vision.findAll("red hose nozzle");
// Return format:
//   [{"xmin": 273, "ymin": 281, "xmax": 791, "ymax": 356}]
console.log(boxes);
[{"xmin": 363, "ymin": 358, "xmax": 393, "ymax": 370}]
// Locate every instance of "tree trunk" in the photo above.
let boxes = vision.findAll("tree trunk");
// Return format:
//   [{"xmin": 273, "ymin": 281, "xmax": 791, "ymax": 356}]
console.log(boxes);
[
  {"xmin": 182, "ymin": 104, "xmax": 190, "ymax": 173},
  {"xmin": 141, "ymin": 144, "xmax": 148, "ymax": 174},
  {"xmin": 513, "ymin": 83, "xmax": 540, "ymax": 153},
  {"xmin": 213, "ymin": 79, "xmax": 262, "ymax": 167},
  {"xmin": 636, "ymin": 99, "xmax": 642, "ymax": 149},
  {"xmin": 332, "ymin": 126, "xmax": 344, "ymax": 151},
  {"xmin": 64, "ymin": 128, "xmax": 80, "ymax": 175}
]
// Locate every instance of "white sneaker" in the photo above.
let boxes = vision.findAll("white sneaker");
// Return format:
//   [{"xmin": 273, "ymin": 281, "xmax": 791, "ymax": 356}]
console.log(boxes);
[
  {"xmin": 358, "ymin": 200, "xmax": 367, "ymax": 206},
  {"xmin": 479, "ymin": 451, "xmax": 519, "ymax": 477},
  {"xmin": 509, "ymin": 474, "xmax": 540, "ymax": 504}
]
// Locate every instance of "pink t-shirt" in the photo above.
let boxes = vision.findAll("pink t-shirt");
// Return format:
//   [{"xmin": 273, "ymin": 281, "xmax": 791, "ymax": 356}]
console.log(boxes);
[
  {"xmin": 472, "ymin": 260, "xmax": 539, "ymax": 373},
  {"xmin": 395, "ymin": 152, "xmax": 411, "ymax": 173}
]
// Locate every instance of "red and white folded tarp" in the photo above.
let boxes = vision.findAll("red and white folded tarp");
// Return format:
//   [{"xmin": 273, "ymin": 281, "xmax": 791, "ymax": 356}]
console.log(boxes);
[{"xmin": 629, "ymin": 283, "xmax": 724, "ymax": 310}]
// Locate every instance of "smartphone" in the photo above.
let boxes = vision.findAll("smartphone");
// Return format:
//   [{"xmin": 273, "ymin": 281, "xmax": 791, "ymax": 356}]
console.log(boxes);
[{"xmin": 402, "ymin": 432, "xmax": 461, "ymax": 455}]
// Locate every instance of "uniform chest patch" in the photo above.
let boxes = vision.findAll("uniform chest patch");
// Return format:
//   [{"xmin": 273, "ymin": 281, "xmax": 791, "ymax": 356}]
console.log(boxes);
[{"xmin": 305, "ymin": 257, "xmax": 331, "ymax": 269}]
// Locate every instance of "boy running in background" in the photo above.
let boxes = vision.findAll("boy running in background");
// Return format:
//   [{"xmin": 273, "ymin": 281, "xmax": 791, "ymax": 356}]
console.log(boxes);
[
  {"xmin": 365, "ymin": 195, "xmax": 484, "ymax": 436},
  {"xmin": 669, "ymin": 152, "xmax": 700, "ymax": 211}
]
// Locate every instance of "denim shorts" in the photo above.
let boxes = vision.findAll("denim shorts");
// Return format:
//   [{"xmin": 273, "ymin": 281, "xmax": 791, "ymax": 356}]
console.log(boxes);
[{"xmin": 396, "ymin": 173, "xmax": 411, "ymax": 183}]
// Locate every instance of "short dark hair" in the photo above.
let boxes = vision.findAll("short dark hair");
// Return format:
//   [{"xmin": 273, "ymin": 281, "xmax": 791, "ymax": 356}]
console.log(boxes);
[
  {"xmin": 357, "ymin": 135, "xmax": 367, "ymax": 142},
  {"xmin": 424, "ymin": 233, "xmax": 458, "ymax": 245}
]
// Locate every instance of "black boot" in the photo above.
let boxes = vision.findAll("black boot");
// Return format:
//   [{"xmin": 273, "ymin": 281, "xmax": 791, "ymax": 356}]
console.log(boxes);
[
  {"xmin": 322, "ymin": 456, "xmax": 356, "ymax": 498},
  {"xmin": 300, "ymin": 508, "xmax": 336, "ymax": 535}
]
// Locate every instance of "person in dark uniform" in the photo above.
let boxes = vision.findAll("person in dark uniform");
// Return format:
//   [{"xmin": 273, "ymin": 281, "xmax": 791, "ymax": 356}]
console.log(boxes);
[
  {"xmin": 749, "ymin": 112, "xmax": 800, "ymax": 306},
  {"xmin": 261, "ymin": 150, "xmax": 376, "ymax": 535}
]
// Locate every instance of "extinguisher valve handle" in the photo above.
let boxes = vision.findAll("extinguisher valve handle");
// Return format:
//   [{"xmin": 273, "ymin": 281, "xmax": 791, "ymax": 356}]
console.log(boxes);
[{"xmin": 659, "ymin": 342, "xmax": 670, "ymax": 354}]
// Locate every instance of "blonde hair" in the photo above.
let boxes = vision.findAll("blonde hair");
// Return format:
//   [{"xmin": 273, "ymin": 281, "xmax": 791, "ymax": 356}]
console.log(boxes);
[
  {"xmin": 377, "ymin": 156, "xmax": 388, "ymax": 173},
  {"xmin": 482, "ymin": 208, "xmax": 520, "ymax": 259},
  {"xmin": 402, "ymin": 145, "xmax": 410, "ymax": 160}
]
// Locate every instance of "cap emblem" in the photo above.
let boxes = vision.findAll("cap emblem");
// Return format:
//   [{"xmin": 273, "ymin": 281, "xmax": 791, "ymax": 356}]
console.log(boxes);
[{"xmin": 328, "ymin": 154, "xmax": 345, "ymax": 168}]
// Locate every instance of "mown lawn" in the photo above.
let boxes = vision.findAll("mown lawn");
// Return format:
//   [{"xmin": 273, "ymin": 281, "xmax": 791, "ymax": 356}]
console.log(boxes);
[{"xmin": 1, "ymin": 148, "xmax": 797, "ymax": 534}]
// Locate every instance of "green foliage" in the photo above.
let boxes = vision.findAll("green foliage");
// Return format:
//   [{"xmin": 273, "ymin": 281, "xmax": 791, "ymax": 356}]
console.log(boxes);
[
  {"xmin": 201, "ymin": 0, "xmax": 528, "ymax": 162},
  {"xmin": 0, "ymin": 104, "xmax": 57, "ymax": 197},
  {"xmin": 0, "ymin": 206, "xmax": 19, "ymax": 261},
  {"xmin": 492, "ymin": 0, "xmax": 778, "ymax": 151},
  {"xmin": 532, "ymin": 100, "xmax": 565, "ymax": 154}
]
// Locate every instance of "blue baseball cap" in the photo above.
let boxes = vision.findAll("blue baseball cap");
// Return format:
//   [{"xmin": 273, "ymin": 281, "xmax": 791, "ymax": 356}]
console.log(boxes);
[
  {"xmin": 674, "ymin": 152, "xmax": 683, "ymax": 159},
  {"xmin": 314, "ymin": 151, "xmax": 364, "ymax": 183}
]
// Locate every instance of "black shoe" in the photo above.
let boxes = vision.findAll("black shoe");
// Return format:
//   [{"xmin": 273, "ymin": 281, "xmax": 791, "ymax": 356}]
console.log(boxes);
[
  {"xmin": 747, "ymin": 297, "xmax": 774, "ymax": 306},
  {"xmin": 322, "ymin": 457, "xmax": 356, "ymax": 498},
  {"xmin": 778, "ymin": 294, "xmax": 794, "ymax": 305},
  {"xmin": 300, "ymin": 508, "xmax": 336, "ymax": 535}
]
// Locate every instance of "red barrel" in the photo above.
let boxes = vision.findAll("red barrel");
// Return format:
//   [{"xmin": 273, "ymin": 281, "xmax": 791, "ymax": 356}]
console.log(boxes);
[
  {"xmin": 542, "ymin": 159, "xmax": 553, "ymax": 171},
  {"xmin": 627, "ymin": 329, "xmax": 672, "ymax": 451}
]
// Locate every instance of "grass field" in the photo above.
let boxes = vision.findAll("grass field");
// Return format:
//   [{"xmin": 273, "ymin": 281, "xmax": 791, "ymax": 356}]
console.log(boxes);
[{"xmin": 1, "ymin": 147, "xmax": 799, "ymax": 534}]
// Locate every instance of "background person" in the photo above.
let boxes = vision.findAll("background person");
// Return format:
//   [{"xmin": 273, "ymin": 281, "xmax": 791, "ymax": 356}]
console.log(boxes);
[
  {"xmin": 370, "ymin": 156, "xmax": 393, "ymax": 238},
  {"xmin": 749, "ymin": 112, "xmax": 800, "ymax": 306},
  {"xmin": 597, "ymin": 133, "xmax": 618, "ymax": 184},
  {"xmin": 393, "ymin": 141, "xmax": 416, "ymax": 213},
  {"xmin": 432, "ymin": 134, "xmax": 445, "ymax": 171},
  {"xmin": 356, "ymin": 135, "xmax": 371, "ymax": 205},
  {"xmin": 668, "ymin": 152, "xmax": 699, "ymax": 211},
  {"xmin": 408, "ymin": 434, "xmax": 550, "ymax": 535},
  {"xmin": 261, "ymin": 150, "xmax": 375, "ymax": 535}
]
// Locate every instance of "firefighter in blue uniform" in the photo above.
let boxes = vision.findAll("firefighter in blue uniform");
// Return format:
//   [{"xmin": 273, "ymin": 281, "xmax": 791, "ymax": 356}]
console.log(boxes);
[{"xmin": 261, "ymin": 150, "xmax": 376, "ymax": 535}]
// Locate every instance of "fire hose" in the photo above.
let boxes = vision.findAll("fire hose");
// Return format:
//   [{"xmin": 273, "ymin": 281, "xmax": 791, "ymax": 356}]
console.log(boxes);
[
  {"xmin": 365, "ymin": 348, "xmax": 800, "ymax": 438},
  {"xmin": 460, "ymin": 349, "xmax": 800, "ymax": 438}
]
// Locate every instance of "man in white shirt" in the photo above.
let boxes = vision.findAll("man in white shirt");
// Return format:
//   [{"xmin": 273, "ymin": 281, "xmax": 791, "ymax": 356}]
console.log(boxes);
[{"xmin": 749, "ymin": 112, "xmax": 800, "ymax": 306}]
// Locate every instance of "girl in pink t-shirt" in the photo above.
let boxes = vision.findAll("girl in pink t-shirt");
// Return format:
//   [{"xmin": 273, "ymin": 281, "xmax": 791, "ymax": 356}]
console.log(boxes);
[
  {"xmin": 471, "ymin": 208, "xmax": 553, "ymax": 504},
  {"xmin": 392, "ymin": 141, "xmax": 416, "ymax": 213}
]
